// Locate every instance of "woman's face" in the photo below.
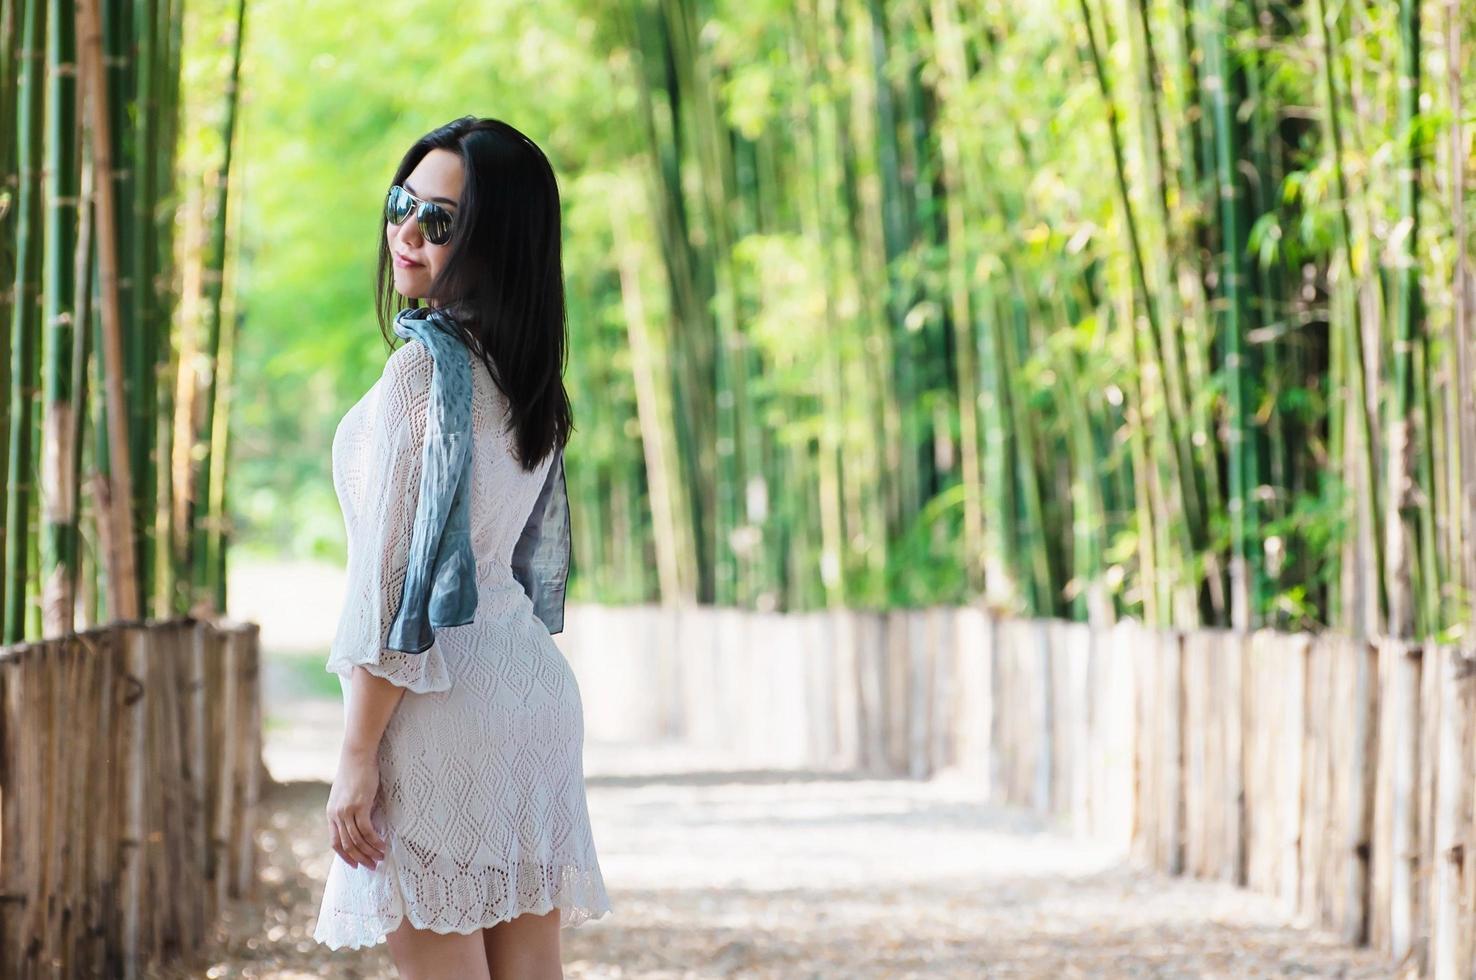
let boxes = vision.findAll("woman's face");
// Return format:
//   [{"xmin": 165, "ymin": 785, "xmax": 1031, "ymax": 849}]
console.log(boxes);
[{"xmin": 388, "ymin": 148, "xmax": 465, "ymax": 304}]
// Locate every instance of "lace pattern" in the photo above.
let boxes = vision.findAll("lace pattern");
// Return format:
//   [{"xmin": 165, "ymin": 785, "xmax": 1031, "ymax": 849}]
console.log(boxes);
[
  {"xmin": 315, "ymin": 334, "xmax": 611, "ymax": 949},
  {"xmin": 325, "ymin": 342, "xmax": 453, "ymax": 693}
]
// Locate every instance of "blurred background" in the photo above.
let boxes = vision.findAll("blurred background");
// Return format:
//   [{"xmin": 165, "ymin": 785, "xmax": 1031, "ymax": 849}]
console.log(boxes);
[
  {"xmin": 227, "ymin": 0, "xmax": 1476, "ymax": 641},
  {"xmin": 3, "ymin": 0, "xmax": 1476, "ymax": 976}
]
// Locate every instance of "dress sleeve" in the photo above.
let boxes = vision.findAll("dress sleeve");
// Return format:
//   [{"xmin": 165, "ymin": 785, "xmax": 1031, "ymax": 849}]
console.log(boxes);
[{"xmin": 326, "ymin": 341, "xmax": 453, "ymax": 694}]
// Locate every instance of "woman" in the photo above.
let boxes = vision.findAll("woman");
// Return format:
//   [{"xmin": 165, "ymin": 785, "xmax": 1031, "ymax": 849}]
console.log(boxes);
[{"xmin": 312, "ymin": 116, "xmax": 612, "ymax": 978}]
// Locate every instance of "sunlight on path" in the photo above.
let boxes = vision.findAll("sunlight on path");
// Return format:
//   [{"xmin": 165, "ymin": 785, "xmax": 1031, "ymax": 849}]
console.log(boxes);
[
  {"xmin": 221, "ymin": 564, "xmax": 1395, "ymax": 977},
  {"xmin": 186, "ymin": 731, "xmax": 1397, "ymax": 979}
]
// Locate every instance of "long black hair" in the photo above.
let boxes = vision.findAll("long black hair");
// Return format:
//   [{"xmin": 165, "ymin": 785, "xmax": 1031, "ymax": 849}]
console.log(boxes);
[{"xmin": 375, "ymin": 115, "xmax": 573, "ymax": 472}]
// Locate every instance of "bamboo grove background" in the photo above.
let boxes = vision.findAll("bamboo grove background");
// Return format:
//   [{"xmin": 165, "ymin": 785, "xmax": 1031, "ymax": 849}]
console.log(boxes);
[
  {"xmin": 8, "ymin": 0, "xmax": 1459, "ymax": 647},
  {"xmin": 0, "ymin": 0, "xmax": 247, "ymax": 642},
  {"xmin": 239, "ymin": 0, "xmax": 1476, "ymax": 647},
  {"xmin": 589, "ymin": 0, "xmax": 1476, "ymax": 641}
]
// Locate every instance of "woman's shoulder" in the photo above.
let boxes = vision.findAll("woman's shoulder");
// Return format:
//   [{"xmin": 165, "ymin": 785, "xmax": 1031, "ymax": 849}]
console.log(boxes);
[
  {"xmin": 384, "ymin": 338, "xmax": 437, "ymax": 389},
  {"xmin": 373, "ymin": 340, "xmax": 436, "ymax": 422},
  {"xmin": 384, "ymin": 337, "xmax": 435, "ymax": 380}
]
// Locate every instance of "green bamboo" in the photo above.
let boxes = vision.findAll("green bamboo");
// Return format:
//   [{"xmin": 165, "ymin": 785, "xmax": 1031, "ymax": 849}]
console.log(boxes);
[
  {"xmin": 5, "ymin": 0, "xmax": 44, "ymax": 642},
  {"xmin": 129, "ymin": 0, "xmax": 158, "ymax": 613},
  {"xmin": 67, "ymin": 127, "xmax": 94, "ymax": 625},
  {"xmin": 1202, "ymin": 0, "xmax": 1261, "ymax": 628},
  {"xmin": 625, "ymin": 0, "xmax": 718, "ymax": 600},
  {"xmin": 149, "ymin": 0, "xmax": 183, "ymax": 617},
  {"xmin": 928, "ymin": 0, "xmax": 985, "ymax": 600},
  {"xmin": 1079, "ymin": 0, "xmax": 1202, "ymax": 624},
  {"xmin": 0, "ymin": 0, "xmax": 20, "ymax": 627},
  {"xmin": 1445, "ymin": 0, "xmax": 1475, "ymax": 631},
  {"xmin": 188, "ymin": 0, "xmax": 245, "ymax": 611},
  {"xmin": 1383, "ymin": 0, "xmax": 1422, "ymax": 638},
  {"xmin": 39, "ymin": 0, "xmax": 77, "ymax": 635},
  {"xmin": 1309, "ymin": 0, "xmax": 1385, "ymax": 634},
  {"xmin": 886, "ymin": 4, "xmax": 932, "ymax": 534}
]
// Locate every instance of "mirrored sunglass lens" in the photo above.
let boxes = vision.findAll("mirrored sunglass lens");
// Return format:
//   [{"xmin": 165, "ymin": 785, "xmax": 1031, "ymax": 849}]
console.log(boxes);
[
  {"xmin": 386, "ymin": 186, "xmax": 412, "ymax": 223},
  {"xmin": 421, "ymin": 206, "xmax": 451, "ymax": 243}
]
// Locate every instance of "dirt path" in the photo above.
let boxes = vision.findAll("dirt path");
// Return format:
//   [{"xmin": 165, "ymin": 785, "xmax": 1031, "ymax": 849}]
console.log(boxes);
[{"xmin": 175, "ymin": 737, "xmax": 1400, "ymax": 979}]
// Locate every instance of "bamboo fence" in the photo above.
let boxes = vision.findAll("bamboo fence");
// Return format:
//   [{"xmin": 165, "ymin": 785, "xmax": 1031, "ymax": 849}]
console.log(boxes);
[
  {"xmin": 0, "ymin": 617, "xmax": 262, "ymax": 979},
  {"xmin": 561, "ymin": 602, "xmax": 1476, "ymax": 978}
]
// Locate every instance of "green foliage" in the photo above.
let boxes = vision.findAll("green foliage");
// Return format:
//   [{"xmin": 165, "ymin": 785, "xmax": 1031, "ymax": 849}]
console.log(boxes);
[
  {"xmin": 211, "ymin": 0, "xmax": 1476, "ymax": 637},
  {"xmin": 226, "ymin": 0, "xmax": 633, "ymax": 563}
]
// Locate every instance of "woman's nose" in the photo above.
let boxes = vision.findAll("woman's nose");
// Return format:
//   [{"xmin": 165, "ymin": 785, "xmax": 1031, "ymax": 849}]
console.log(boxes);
[{"xmin": 392, "ymin": 213, "xmax": 422, "ymax": 249}]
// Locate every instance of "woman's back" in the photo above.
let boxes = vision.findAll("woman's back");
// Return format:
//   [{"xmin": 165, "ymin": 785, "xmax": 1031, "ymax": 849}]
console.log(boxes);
[
  {"xmin": 334, "ymin": 339, "xmax": 555, "ymax": 578},
  {"xmin": 316, "ymin": 333, "xmax": 609, "ymax": 949}
]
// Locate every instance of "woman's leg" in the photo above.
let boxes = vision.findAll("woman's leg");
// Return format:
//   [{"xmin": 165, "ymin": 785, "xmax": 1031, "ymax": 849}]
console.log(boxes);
[
  {"xmin": 481, "ymin": 907, "xmax": 563, "ymax": 980},
  {"xmin": 386, "ymin": 919, "xmax": 494, "ymax": 980}
]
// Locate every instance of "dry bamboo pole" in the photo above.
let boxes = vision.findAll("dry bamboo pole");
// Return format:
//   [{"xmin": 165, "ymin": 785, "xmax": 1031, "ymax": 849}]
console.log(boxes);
[
  {"xmin": 184, "ymin": 620, "xmax": 213, "ymax": 927},
  {"xmin": 1271, "ymin": 631, "xmax": 1308, "ymax": 913},
  {"xmin": 1306, "ymin": 636, "xmax": 1334, "ymax": 927},
  {"xmin": 211, "ymin": 624, "xmax": 239, "ymax": 910},
  {"xmin": 0, "ymin": 621, "xmax": 263, "ymax": 974},
  {"xmin": 0, "ymin": 650, "xmax": 26, "ymax": 971},
  {"xmin": 1372, "ymin": 637, "xmax": 1421, "ymax": 958},
  {"xmin": 905, "ymin": 609, "xmax": 931, "ymax": 779},
  {"xmin": 1183, "ymin": 629, "xmax": 1240, "ymax": 882},
  {"xmin": 1431, "ymin": 647, "xmax": 1474, "ymax": 978},
  {"xmin": 98, "ymin": 627, "xmax": 125, "ymax": 973},
  {"xmin": 926, "ymin": 607, "xmax": 955, "ymax": 779},
  {"xmin": 555, "ymin": 605, "xmax": 1476, "ymax": 962},
  {"xmin": 1225, "ymin": 632, "xmax": 1247, "ymax": 886},
  {"xmin": 1417, "ymin": 633, "xmax": 1443, "ymax": 967},
  {"xmin": 1161, "ymin": 630, "xmax": 1184, "ymax": 875},
  {"xmin": 119, "ymin": 626, "xmax": 146, "ymax": 977},
  {"xmin": 231, "ymin": 625, "xmax": 260, "ymax": 896},
  {"xmin": 1343, "ymin": 635, "xmax": 1377, "ymax": 946},
  {"xmin": 1059, "ymin": 621, "xmax": 1092, "ymax": 836},
  {"xmin": 78, "ymin": 631, "xmax": 109, "ymax": 972},
  {"xmin": 75, "ymin": 0, "xmax": 138, "ymax": 621}
]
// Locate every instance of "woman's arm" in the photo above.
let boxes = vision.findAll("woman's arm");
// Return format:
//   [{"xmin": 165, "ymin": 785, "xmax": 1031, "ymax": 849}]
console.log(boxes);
[
  {"xmin": 327, "ymin": 666, "xmax": 405, "ymax": 869},
  {"xmin": 343, "ymin": 664, "xmax": 407, "ymax": 755},
  {"xmin": 325, "ymin": 343, "xmax": 444, "ymax": 870},
  {"xmin": 326, "ymin": 666, "xmax": 404, "ymax": 869}
]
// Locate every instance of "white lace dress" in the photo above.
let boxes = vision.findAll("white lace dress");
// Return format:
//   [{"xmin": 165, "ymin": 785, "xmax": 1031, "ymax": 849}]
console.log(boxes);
[{"xmin": 312, "ymin": 338, "xmax": 612, "ymax": 951}]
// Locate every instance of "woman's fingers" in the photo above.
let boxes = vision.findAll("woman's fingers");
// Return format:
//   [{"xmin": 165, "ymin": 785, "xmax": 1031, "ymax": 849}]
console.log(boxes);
[
  {"xmin": 340, "ymin": 819, "xmax": 372, "ymax": 868},
  {"xmin": 339, "ymin": 810, "xmax": 381, "ymax": 869},
  {"xmin": 328, "ymin": 805, "xmax": 383, "ymax": 869},
  {"xmin": 328, "ymin": 817, "xmax": 358, "ymax": 868},
  {"xmin": 352, "ymin": 808, "xmax": 387, "ymax": 862}
]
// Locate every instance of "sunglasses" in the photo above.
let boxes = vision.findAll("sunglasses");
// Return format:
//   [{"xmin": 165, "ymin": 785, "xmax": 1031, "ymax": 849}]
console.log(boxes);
[{"xmin": 385, "ymin": 184, "xmax": 455, "ymax": 246}]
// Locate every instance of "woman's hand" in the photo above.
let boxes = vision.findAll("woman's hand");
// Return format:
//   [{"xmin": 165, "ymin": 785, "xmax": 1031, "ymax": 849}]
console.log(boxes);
[{"xmin": 327, "ymin": 744, "xmax": 387, "ymax": 870}]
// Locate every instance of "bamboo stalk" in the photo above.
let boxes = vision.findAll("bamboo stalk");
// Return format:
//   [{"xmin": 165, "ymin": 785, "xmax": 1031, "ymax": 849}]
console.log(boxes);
[
  {"xmin": 1382, "ymin": 0, "xmax": 1423, "ymax": 640},
  {"xmin": 39, "ymin": 0, "xmax": 77, "ymax": 637},
  {"xmin": 0, "ymin": 0, "xmax": 19, "ymax": 637},
  {"xmin": 1078, "ymin": 0, "xmax": 1205, "ymax": 626},
  {"xmin": 186, "ymin": 0, "xmax": 245, "ymax": 614},
  {"xmin": 76, "ymin": 0, "xmax": 138, "ymax": 621},
  {"xmin": 4, "ymin": 0, "xmax": 45, "ymax": 643}
]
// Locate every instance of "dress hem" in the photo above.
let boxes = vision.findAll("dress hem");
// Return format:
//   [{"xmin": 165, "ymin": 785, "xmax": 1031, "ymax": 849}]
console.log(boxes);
[{"xmin": 313, "ymin": 896, "xmax": 614, "ymax": 952}]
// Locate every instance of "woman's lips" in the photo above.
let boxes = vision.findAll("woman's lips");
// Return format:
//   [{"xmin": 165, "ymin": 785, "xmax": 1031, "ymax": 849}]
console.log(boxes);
[{"xmin": 394, "ymin": 253, "xmax": 421, "ymax": 268}]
